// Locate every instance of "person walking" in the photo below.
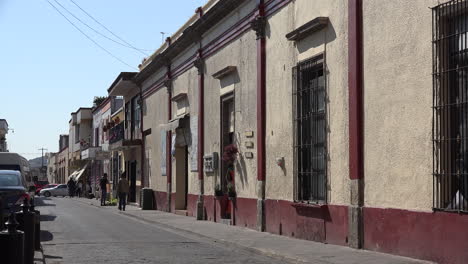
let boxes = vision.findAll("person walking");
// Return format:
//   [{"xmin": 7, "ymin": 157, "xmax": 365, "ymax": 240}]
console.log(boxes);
[
  {"xmin": 76, "ymin": 180, "xmax": 83, "ymax": 198},
  {"xmin": 117, "ymin": 173, "xmax": 129, "ymax": 211},
  {"xmin": 99, "ymin": 173, "xmax": 109, "ymax": 206},
  {"xmin": 67, "ymin": 178, "xmax": 76, "ymax": 198}
]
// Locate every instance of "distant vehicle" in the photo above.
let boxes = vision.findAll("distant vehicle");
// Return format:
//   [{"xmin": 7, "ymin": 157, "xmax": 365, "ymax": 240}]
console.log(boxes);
[
  {"xmin": 40, "ymin": 184, "xmax": 68, "ymax": 197},
  {"xmin": 36, "ymin": 183, "xmax": 57, "ymax": 195},
  {"xmin": 34, "ymin": 180, "xmax": 50, "ymax": 194},
  {"xmin": 0, "ymin": 152, "xmax": 33, "ymax": 188},
  {"xmin": 0, "ymin": 170, "xmax": 30, "ymax": 216}
]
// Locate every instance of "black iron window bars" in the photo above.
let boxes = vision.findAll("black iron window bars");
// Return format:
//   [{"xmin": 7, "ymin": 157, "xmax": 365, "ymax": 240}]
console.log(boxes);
[
  {"xmin": 433, "ymin": 0, "xmax": 468, "ymax": 212},
  {"xmin": 293, "ymin": 54, "xmax": 327, "ymax": 203}
]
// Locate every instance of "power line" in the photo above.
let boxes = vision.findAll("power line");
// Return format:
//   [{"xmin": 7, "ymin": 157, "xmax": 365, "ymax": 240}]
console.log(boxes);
[
  {"xmin": 51, "ymin": 0, "xmax": 148, "ymax": 56},
  {"xmin": 45, "ymin": 0, "xmax": 138, "ymax": 70},
  {"xmin": 68, "ymin": 0, "xmax": 152, "ymax": 54}
]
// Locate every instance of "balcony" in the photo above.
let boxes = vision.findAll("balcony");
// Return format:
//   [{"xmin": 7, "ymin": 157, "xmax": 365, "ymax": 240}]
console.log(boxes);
[
  {"xmin": 0, "ymin": 119, "xmax": 8, "ymax": 135},
  {"xmin": 123, "ymin": 120, "xmax": 142, "ymax": 148},
  {"xmin": 0, "ymin": 139, "xmax": 7, "ymax": 152},
  {"xmin": 76, "ymin": 108, "xmax": 92, "ymax": 124},
  {"xmin": 109, "ymin": 122, "xmax": 124, "ymax": 145}
]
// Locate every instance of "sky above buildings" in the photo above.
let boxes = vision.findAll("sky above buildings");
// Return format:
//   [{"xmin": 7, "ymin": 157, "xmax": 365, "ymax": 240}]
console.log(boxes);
[{"xmin": 0, "ymin": 0, "xmax": 205, "ymax": 159}]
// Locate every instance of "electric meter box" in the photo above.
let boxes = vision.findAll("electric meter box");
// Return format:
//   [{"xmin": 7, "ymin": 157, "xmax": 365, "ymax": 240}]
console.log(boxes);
[{"xmin": 203, "ymin": 152, "xmax": 219, "ymax": 173}]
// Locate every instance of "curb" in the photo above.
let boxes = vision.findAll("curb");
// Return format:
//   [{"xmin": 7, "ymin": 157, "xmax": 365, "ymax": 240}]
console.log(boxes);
[
  {"xmin": 73, "ymin": 198, "xmax": 305, "ymax": 263},
  {"xmin": 119, "ymin": 211, "xmax": 307, "ymax": 264},
  {"xmin": 34, "ymin": 245, "xmax": 46, "ymax": 264}
]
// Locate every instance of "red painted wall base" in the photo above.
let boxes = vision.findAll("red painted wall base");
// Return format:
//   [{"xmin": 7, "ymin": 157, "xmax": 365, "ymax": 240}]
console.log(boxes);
[
  {"xmin": 364, "ymin": 207, "xmax": 468, "ymax": 264},
  {"xmin": 154, "ymin": 191, "xmax": 468, "ymax": 263},
  {"xmin": 265, "ymin": 200, "xmax": 348, "ymax": 245}
]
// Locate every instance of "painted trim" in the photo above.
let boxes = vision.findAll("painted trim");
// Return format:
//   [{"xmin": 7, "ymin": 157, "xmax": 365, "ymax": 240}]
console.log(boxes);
[
  {"xmin": 166, "ymin": 67, "xmax": 172, "ymax": 185},
  {"xmin": 141, "ymin": 0, "xmax": 292, "ymax": 100},
  {"xmin": 348, "ymin": 0, "xmax": 363, "ymax": 180},
  {"xmin": 256, "ymin": 1, "xmax": 266, "ymax": 182},
  {"xmin": 197, "ymin": 50, "xmax": 204, "ymax": 180}
]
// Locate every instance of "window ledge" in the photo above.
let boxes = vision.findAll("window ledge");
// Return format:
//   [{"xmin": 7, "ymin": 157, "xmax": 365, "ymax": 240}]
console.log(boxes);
[
  {"xmin": 286, "ymin": 17, "xmax": 329, "ymax": 41},
  {"xmin": 291, "ymin": 201, "xmax": 326, "ymax": 209}
]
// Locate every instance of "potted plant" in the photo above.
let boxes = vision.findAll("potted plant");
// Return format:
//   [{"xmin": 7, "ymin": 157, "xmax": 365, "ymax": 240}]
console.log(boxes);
[{"xmin": 214, "ymin": 183, "xmax": 223, "ymax": 197}]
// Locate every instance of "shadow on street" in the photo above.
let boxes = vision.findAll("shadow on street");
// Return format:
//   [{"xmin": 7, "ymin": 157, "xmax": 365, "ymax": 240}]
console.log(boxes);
[
  {"xmin": 40, "ymin": 230, "xmax": 54, "ymax": 242},
  {"xmin": 40, "ymin": 214, "xmax": 57, "ymax": 221},
  {"xmin": 34, "ymin": 197, "xmax": 56, "ymax": 207}
]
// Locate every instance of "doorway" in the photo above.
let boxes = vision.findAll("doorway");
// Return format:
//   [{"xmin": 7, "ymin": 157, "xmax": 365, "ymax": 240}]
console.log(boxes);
[
  {"xmin": 220, "ymin": 94, "xmax": 235, "ymax": 192},
  {"xmin": 175, "ymin": 145, "xmax": 188, "ymax": 210}
]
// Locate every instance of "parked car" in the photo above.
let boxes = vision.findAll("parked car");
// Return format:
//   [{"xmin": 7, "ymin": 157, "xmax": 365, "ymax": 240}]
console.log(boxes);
[
  {"xmin": 36, "ymin": 183, "xmax": 57, "ymax": 195},
  {"xmin": 39, "ymin": 184, "xmax": 68, "ymax": 197},
  {"xmin": 34, "ymin": 180, "xmax": 49, "ymax": 194},
  {"xmin": 0, "ymin": 170, "xmax": 30, "ymax": 216}
]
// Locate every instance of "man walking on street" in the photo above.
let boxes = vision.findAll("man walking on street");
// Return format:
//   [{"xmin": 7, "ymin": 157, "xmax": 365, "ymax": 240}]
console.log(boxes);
[
  {"xmin": 100, "ymin": 173, "xmax": 109, "ymax": 206},
  {"xmin": 117, "ymin": 172, "xmax": 129, "ymax": 211},
  {"xmin": 67, "ymin": 178, "xmax": 76, "ymax": 198}
]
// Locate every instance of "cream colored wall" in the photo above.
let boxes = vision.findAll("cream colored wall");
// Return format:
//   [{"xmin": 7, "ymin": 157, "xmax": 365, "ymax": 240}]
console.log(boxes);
[
  {"xmin": 143, "ymin": 87, "xmax": 168, "ymax": 193},
  {"xmin": 171, "ymin": 67, "xmax": 199, "ymax": 195},
  {"xmin": 264, "ymin": 0, "xmax": 350, "ymax": 205},
  {"xmin": 142, "ymin": 69, "xmax": 166, "ymax": 92},
  {"xmin": 204, "ymin": 29, "xmax": 258, "ymax": 199},
  {"xmin": 363, "ymin": 0, "xmax": 439, "ymax": 211},
  {"xmin": 201, "ymin": 1, "xmax": 256, "ymax": 47}
]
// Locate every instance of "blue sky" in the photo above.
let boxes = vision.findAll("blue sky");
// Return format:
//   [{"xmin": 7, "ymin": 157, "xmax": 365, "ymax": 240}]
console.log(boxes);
[{"xmin": 0, "ymin": 0, "xmax": 205, "ymax": 159}]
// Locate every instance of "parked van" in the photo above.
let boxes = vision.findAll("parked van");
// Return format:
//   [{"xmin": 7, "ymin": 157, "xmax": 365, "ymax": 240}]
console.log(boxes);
[{"xmin": 0, "ymin": 152, "xmax": 33, "ymax": 188}]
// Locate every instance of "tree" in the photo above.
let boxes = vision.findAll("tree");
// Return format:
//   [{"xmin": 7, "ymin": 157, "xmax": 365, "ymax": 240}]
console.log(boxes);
[{"xmin": 93, "ymin": 96, "xmax": 107, "ymax": 107}]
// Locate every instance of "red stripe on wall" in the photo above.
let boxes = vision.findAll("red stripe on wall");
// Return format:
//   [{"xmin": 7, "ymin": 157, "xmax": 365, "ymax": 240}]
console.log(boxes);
[{"xmin": 348, "ymin": 0, "xmax": 363, "ymax": 180}]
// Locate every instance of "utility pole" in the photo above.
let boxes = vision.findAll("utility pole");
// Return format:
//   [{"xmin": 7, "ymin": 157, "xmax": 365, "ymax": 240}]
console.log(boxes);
[
  {"xmin": 38, "ymin": 148, "xmax": 48, "ymax": 181},
  {"xmin": 160, "ymin": 32, "xmax": 167, "ymax": 44}
]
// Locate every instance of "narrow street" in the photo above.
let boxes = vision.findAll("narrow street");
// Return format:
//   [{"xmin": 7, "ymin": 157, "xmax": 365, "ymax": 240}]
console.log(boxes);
[{"xmin": 36, "ymin": 197, "xmax": 284, "ymax": 264}]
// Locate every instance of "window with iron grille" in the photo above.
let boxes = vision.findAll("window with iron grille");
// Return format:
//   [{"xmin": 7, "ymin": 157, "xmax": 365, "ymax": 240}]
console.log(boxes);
[
  {"xmin": 293, "ymin": 54, "xmax": 327, "ymax": 203},
  {"xmin": 433, "ymin": 0, "xmax": 468, "ymax": 212}
]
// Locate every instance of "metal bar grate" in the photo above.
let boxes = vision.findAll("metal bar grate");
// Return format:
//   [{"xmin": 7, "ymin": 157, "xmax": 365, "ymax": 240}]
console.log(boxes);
[
  {"xmin": 433, "ymin": 0, "xmax": 468, "ymax": 213},
  {"xmin": 293, "ymin": 54, "xmax": 327, "ymax": 203}
]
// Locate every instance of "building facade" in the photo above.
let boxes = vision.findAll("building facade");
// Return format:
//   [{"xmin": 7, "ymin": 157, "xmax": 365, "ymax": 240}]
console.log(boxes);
[
  {"xmin": 68, "ymin": 108, "xmax": 92, "ymax": 185},
  {"xmin": 46, "ymin": 152, "xmax": 57, "ymax": 184},
  {"xmin": 56, "ymin": 134, "xmax": 69, "ymax": 184},
  {"xmin": 0, "ymin": 119, "xmax": 8, "ymax": 152},
  {"xmin": 96, "ymin": 0, "xmax": 468, "ymax": 263},
  {"xmin": 49, "ymin": 0, "xmax": 468, "ymax": 263},
  {"xmin": 108, "ymin": 75, "xmax": 143, "ymax": 204}
]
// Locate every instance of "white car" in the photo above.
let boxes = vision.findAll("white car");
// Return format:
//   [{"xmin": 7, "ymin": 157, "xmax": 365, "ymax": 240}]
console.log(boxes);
[{"xmin": 39, "ymin": 184, "xmax": 68, "ymax": 197}]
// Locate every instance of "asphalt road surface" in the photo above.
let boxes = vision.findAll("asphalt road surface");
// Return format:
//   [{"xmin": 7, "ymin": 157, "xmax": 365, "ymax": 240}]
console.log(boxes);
[{"xmin": 36, "ymin": 197, "xmax": 284, "ymax": 264}]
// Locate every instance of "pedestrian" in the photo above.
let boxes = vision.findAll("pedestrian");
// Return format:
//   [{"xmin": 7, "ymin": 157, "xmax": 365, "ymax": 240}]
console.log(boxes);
[
  {"xmin": 86, "ymin": 181, "xmax": 92, "ymax": 198},
  {"xmin": 67, "ymin": 178, "xmax": 76, "ymax": 198},
  {"xmin": 117, "ymin": 173, "xmax": 129, "ymax": 211},
  {"xmin": 99, "ymin": 173, "xmax": 109, "ymax": 206},
  {"xmin": 77, "ymin": 180, "xmax": 83, "ymax": 198}
]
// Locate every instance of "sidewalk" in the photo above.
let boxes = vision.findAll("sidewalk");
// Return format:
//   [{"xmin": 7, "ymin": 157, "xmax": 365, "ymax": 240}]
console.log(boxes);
[{"xmin": 77, "ymin": 198, "xmax": 431, "ymax": 264}]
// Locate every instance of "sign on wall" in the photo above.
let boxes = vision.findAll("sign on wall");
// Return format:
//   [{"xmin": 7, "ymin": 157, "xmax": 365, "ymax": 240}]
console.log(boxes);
[{"xmin": 190, "ymin": 115, "xmax": 198, "ymax": 172}]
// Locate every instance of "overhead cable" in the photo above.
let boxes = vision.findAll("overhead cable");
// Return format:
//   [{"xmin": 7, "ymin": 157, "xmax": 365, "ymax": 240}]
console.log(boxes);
[
  {"xmin": 46, "ymin": 0, "xmax": 138, "ymax": 70},
  {"xmin": 69, "ymin": 0, "xmax": 152, "ymax": 54},
  {"xmin": 52, "ymin": 0, "xmax": 148, "ymax": 56}
]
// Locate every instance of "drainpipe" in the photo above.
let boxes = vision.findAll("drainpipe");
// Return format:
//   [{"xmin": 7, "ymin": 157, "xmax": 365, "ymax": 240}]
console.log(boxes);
[
  {"xmin": 139, "ymin": 83, "xmax": 145, "ymax": 190},
  {"xmin": 165, "ymin": 61, "xmax": 173, "ymax": 213},
  {"xmin": 348, "ymin": 0, "xmax": 364, "ymax": 249},
  {"xmin": 252, "ymin": 0, "xmax": 267, "ymax": 232},
  {"xmin": 195, "ymin": 48, "xmax": 205, "ymax": 220}
]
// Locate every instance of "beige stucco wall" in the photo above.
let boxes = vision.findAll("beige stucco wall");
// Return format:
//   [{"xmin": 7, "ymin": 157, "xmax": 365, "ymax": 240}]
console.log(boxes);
[
  {"xmin": 204, "ymin": 30, "xmax": 258, "ymax": 199},
  {"xmin": 362, "ymin": 0, "xmax": 440, "ymax": 211},
  {"xmin": 171, "ymin": 66, "xmax": 199, "ymax": 196},
  {"xmin": 264, "ymin": 0, "xmax": 350, "ymax": 205},
  {"xmin": 143, "ymin": 87, "xmax": 168, "ymax": 193}
]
